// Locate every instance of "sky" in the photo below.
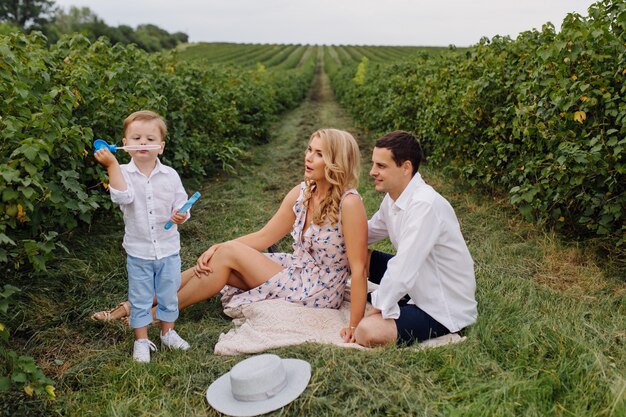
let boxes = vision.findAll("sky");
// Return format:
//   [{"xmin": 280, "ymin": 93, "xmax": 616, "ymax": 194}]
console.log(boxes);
[{"xmin": 53, "ymin": 0, "xmax": 597, "ymax": 47}]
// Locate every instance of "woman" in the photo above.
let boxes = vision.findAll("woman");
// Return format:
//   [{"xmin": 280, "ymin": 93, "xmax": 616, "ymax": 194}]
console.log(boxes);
[{"xmin": 93, "ymin": 128, "xmax": 368, "ymax": 341}]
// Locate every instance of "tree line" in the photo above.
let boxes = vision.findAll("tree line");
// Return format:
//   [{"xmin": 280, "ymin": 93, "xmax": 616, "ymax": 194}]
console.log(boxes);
[{"xmin": 0, "ymin": 0, "xmax": 187, "ymax": 51}]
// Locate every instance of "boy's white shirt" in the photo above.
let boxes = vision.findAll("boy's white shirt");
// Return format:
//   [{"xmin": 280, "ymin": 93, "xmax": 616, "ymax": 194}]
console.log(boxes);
[{"xmin": 108, "ymin": 158, "xmax": 189, "ymax": 260}]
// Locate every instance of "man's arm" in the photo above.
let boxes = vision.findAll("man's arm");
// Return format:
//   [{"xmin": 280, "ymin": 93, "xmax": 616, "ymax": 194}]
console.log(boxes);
[
  {"xmin": 370, "ymin": 201, "xmax": 440, "ymax": 319},
  {"xmin": 367, "ymin": 207, "xmax": 389, "ymax": 244}
]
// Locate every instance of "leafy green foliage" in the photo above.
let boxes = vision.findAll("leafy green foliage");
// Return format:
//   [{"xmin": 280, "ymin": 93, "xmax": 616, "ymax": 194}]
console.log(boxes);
[
  {"xmin": 3, "ymin": 74, "xmax": 623, "ymax": 415},
  {"xmin": 0, "ymin": 285, "xmax": 55, "ymax": 400},
  {"xmin": 0, "ymin": 32, "xmax": 315, "ymax": 272},
  {"xmin": 331, "ymin": 0, "xmax": 625, "ymax": 249}
]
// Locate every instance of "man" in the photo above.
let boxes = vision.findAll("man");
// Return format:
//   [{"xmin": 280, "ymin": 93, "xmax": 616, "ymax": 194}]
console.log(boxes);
[{"xmin": 354, "ymin": 131, "xmax": 477, "ymax": 347}]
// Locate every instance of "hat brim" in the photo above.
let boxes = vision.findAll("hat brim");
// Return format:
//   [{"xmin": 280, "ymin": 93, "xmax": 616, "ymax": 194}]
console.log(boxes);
[{"xmin": 206, "ymin": 358, "xmax": 311, "ymax": 417}]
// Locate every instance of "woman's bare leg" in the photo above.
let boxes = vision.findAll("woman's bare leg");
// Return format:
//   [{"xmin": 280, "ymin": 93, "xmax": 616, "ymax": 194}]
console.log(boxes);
[{"xmin": 175, "ymin": 241, "xmax": 284, "ymax": 310}]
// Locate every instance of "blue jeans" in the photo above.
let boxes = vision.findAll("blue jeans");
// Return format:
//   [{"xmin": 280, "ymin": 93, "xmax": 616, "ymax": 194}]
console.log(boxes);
[
  {"xmin": 369, "ymin": 250, "xmax": 451, "ymax": 346},
  {"xmin": 127, "ymin": 253, "xmax": 181, "ymax": 329}
]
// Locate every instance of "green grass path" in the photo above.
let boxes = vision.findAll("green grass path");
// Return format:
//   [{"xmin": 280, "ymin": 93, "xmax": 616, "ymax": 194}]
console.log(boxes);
[{"xmin": 4, "ymin": 60, "xmax": 625, "ymax": 416}]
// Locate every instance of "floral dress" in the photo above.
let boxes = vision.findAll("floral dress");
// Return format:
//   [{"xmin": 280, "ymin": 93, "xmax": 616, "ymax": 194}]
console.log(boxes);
[{"xmin": 221, "ymin": 182, "xmax": 358, "ymax": 312}]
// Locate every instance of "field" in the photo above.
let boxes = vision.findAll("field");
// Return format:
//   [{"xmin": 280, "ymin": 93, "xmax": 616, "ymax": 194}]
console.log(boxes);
[
  {"xmin": 177, "ymin": 43, "xmax": 449, "ymax": 68},
  {"xmin": 1, "ymin": 6, "xmax": 625, "ymax": 415}
]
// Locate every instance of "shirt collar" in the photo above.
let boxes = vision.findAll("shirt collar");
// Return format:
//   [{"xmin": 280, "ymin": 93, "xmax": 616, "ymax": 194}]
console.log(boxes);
[
  {"xmin": 126, "ymin": 158, "xmax": 169, "ymax": 176},
  {"xmin": 392, "ymin": 172, "xmax": 424, "ymax": 211}
]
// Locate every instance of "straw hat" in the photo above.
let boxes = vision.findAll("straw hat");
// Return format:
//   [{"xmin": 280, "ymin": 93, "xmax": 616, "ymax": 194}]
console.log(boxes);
[{"xmin": 206, "ymin": 354, "xmax": 311, "ymax": 417}]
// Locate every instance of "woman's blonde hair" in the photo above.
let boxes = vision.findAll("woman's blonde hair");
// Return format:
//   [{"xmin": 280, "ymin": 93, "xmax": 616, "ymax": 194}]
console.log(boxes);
[{"xmin": 303, "ymin": 128, "xmax": 361, "ymax": 225}]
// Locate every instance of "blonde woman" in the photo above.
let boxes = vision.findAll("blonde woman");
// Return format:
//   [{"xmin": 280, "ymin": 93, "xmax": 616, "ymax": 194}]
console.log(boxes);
[{"xmin": 93, "ymin": 129, "xmax": 368, "ymax": 342}]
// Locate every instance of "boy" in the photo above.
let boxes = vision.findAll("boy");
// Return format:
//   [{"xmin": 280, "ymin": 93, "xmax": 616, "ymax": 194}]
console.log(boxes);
[{"xmin": 94, "ymin": 110, "xmax": 191, "ymax": 363}]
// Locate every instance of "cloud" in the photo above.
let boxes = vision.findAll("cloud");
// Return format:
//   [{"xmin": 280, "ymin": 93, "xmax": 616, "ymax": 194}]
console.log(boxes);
[{"xmin": 53, "ymin": 0, "xmax": 596, "ymax": 46}]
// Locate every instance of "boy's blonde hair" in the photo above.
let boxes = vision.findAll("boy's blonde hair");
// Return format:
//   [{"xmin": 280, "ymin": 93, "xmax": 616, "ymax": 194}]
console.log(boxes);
[
  {"xmin": 303, "ymin": 128, "xmax": 361, "ymax": 226},
  {"xmin": 123, "ymin": 110, "xmax": 167, "ymax": 140}
]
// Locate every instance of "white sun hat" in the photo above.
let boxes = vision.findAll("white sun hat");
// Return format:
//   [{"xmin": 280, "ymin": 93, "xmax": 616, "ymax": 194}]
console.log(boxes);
[{"xmin": 206, "ymin": 354, "xmax": 311, "ymax": 417}]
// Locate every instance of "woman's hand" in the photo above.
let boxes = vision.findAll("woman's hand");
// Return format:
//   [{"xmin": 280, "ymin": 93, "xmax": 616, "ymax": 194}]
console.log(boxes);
[
  {"xmin": 340, "ymin": 326, "xmax": 357, "ymax": 343},
  {"xmin": 195, "ymin": 243, "xmax": 221, "ymax": 275}
]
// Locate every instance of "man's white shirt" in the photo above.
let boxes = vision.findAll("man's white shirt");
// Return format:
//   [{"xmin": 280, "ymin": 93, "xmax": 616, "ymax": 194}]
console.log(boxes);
[
  {"xmin": 368, "ymin": 172, "xmax": 477, "ymax": 332},
  {"xmin": 109, "ymin": 158, "xmax": 188, "ymax": 260}
]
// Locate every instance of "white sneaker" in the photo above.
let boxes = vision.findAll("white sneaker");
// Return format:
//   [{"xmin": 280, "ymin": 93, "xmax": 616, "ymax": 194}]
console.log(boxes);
[
  {"xmin": 133, "ymin": 339, "xmax": 157, "ymax": 363},
  {"xmin": 160, "ymin": 329, "xmax": 190, "ymax": 350}
]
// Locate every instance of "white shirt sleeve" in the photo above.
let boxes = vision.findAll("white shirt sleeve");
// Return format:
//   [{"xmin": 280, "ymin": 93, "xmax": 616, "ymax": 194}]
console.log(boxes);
[
  {"xmin": 370, "ymin": 201, "xmax": 441, "ymax": 319},
  {"xmin": 109, "ymin": 169, "xmax": 134, "ymax": 205},
  {"xmin": 367, "ymin": 208, "xmax": 389, "ymax": 244}
]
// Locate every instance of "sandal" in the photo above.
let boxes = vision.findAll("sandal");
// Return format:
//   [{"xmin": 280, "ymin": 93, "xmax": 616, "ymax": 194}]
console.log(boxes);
[{"xmin": 90, "ymin": 301, "xmax": 130, "ymax": 322}]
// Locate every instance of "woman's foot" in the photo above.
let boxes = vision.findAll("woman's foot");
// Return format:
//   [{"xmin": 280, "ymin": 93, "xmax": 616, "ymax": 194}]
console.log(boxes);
[{"xmin": 91, "ymin": 301, "xmax": 130, "ymax": 322}]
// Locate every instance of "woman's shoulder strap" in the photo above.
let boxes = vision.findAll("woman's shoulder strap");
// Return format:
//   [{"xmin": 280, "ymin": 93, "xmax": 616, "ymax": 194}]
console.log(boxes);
[
  {"xmin": 341, "ymin": 188, "xmax": 360, "ymax": 199},
  {"xmin": 338, "ymin": 188, "xmax": 361, "ymax": 222},
  {"xmin": 293, "ymin": 181, "xmax": 306, "ymax": 205}
]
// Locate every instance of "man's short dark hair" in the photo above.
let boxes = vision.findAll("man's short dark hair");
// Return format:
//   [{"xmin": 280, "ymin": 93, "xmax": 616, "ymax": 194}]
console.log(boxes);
[{"xmin": 375, "ymin": 131, "xmax": 423, "ymax": 175}]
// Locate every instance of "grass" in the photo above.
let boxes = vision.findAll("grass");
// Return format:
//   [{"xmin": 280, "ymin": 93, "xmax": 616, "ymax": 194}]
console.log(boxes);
[{"xmin": 2, "ymin": 64, "xmax": 625, "ymax": 416}]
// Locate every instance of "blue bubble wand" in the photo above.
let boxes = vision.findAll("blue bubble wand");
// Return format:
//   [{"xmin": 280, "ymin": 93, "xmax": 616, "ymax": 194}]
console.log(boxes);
[
  {"xmin": 164, "ymin": 192, "xmax": 201, "ymax": 230},
  {"xmin": 93, "ymin": 138, "xmax": 161, "ymax": 153}
]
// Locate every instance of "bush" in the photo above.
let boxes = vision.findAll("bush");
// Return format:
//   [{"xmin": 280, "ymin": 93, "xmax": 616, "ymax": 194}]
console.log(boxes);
[
  {"xmin": 330, "ymin": 0, "xmax": 625, "ymax": 248},
  {"xmin": 0, "ymin": 285, "xmax": 55, "ymax": 400},
  {"xmin": 0, "ymin": 32, "xmax": 315, "ymax": 272}
]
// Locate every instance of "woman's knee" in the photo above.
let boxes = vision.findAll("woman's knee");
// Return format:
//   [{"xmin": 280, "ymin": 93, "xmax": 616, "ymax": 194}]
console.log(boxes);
[
  {"xmin": 213, "ymin": 240, "xmax": 245, "ymax": 263},
  {"xmin": 206, "ymin": 242, "xmax": 235, "ymax": 270}
]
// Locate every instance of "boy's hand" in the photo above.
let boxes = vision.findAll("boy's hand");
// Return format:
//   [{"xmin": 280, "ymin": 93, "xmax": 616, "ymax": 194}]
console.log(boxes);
[
  {"xmin": 94, "ymin": 148, "xmax": 118, "ymax": 168},
  {"xmin": 169, "ymin": 210, "xmax": 188, "ymax": 225}
]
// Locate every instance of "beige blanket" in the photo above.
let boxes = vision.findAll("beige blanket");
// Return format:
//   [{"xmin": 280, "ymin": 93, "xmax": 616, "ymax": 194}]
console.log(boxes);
[{"xmin": 214, "ymin": 299, "xmax": 465, "ymax": 355}]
